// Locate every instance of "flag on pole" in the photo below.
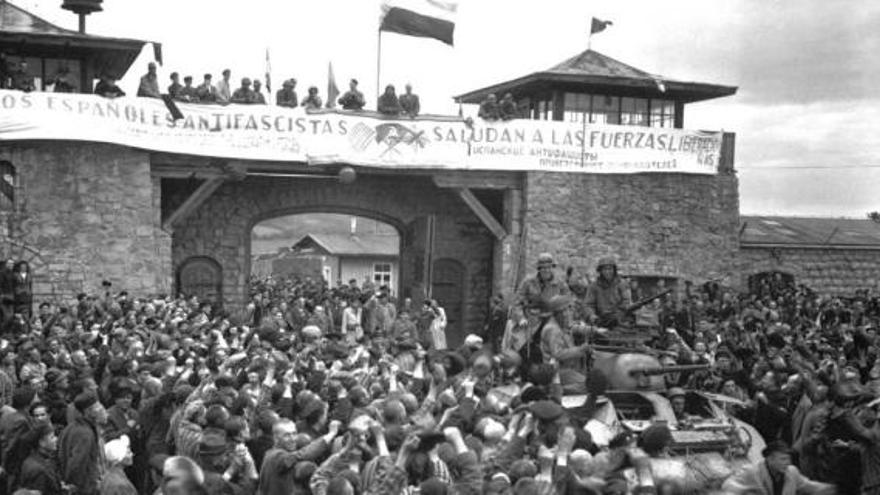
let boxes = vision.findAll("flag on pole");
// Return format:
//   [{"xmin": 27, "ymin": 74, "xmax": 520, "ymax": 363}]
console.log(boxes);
[
  {"xmin": 380, "ymin": 0, "xmax": 458, "ymax": 46},
  {"xmin": 327, "ymin": 62, "xmax": 340, "ymax": 109},
  {"xmin": 264, "ymin": 48, "xmax": 272, "ymax": 94},
  {"xmin": 590, "ymin": 17, "xmax": 613, "ymax": 35}
]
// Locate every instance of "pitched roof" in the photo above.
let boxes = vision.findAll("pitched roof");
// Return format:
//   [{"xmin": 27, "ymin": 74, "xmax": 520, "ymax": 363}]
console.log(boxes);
[
  {"xmin": 0, "ymin": 0, "xmax": 71, "ymax": 35},
  {"xmin": 0, "ymin": 0, "xmax": 154, "ymax": 78},
  {"xmin": 740, "ymin": 216, "xmax": 880, "ymax": 248},
  {"xmin": 292, "ymin": 233, "xmax": 398, "ymax": 257},
  {"xmin": 548, "ymin": 49, "xmax": 656, "ymax": 79},
  {"xmin": 455, "ymin": 49, "xmax": 736, "ymax": 104}
]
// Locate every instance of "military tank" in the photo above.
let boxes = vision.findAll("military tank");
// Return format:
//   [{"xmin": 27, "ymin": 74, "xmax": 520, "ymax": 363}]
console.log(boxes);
[{"xmin": 563, "ymin": 347, "xmax": 765, "ymax": 493}]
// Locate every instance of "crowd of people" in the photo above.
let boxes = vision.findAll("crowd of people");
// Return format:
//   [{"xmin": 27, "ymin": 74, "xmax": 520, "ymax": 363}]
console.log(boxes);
[
  {"xmin": 100, "ymin": 63, "xmax": 427, "ymax": 118},
  {"xmin": 0, "ymin": 252, "xmax": 878, "ymax": 494},
  {"xmin": 1, "ymin": 54, "xmax": 526, "ymax": 120}
]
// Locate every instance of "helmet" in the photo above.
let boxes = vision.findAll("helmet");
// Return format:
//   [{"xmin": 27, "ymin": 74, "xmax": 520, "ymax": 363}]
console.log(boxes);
[
  {"xmin": 596, "ymin": 257, "xmax": 617, "ymax": 271},
  {"xmin": 668, "ymin": 387, "xmax": 686, "ymax": 398},
  {"xmin": 540, "ymin": 295, "xmax": 574, "ymax": 316},
  {"xmin": 536, "ymin": 253, "xmax": 556, "ymax": 268}
]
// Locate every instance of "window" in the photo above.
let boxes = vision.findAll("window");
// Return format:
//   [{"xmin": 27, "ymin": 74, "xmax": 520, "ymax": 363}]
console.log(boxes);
[
  {"xmin": 373, "ymin": 262, "xmax": 392, "ymax": 288},
  {"xmin": 621, "ymin": 97, "xmax": 649, "ymax": 126},
  {"xmin": 532, "ymin": 96, "xmax": 553, "ymax": 120},
  {"xmin": 0, "ymin": 160, "xmax": 14, "ymax": 210},
  {"xmin": 563, "ymin": 93, "xmax": 591, "ymax": 123},
  {"xmin": 650, "ymin": 100, "xmax": 675, "ymax": 128},
  {"xmin": 7, "ymin": 57, "xmax": 82, "ymax": 92},
  {"xmin": 322, "ymin": 266, "xmax": 332, "ymax": 285},
  {"xmin": 590, "ymin": 95, "xmax": 620, "ymax": 125},
  {"xmin": 545, "ymin": 93, "xmax": 678, "ymax": 128}
]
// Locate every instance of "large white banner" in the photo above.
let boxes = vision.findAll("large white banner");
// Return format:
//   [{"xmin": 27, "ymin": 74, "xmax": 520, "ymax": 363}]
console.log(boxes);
[{"xmin": 0, "ymin": 90, "xmax": 722, "ymax": 174}]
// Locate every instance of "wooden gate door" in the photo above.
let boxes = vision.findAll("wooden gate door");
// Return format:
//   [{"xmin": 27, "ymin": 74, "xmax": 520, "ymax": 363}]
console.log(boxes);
[{"xmin": 177, "ymin": 256, "xmax": 223, "ymax": 306}]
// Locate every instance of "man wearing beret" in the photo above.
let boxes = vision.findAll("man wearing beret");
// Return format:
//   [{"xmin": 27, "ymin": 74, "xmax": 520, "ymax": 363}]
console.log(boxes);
[{"xmin": 58, "ymin": 391, "xmax": 107, "ymax": 495}]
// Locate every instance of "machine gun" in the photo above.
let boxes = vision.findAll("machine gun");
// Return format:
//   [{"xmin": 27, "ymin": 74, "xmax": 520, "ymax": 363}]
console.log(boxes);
[{"xmin": 624, "ymin": 289, "xmax": 673, "ymax": 314}]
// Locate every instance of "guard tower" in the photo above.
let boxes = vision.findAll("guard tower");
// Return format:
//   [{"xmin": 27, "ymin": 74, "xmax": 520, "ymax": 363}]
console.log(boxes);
[
  {"xmin": 0, "ymin": 0, "xmax": 155, "ymax": 93},
  {"xmin": 456, "ymin": 49, "xmax": 736, "ymax": 128}
]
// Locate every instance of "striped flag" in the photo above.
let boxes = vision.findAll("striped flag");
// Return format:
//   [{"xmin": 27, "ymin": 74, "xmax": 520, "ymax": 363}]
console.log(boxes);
[
  {"xmin": 327, "ymin": 62, "xmax": 340, "ymax": 108},
  {"xmin": 380, "ymin": 0, "xmax": 458, "ymax": 46}
]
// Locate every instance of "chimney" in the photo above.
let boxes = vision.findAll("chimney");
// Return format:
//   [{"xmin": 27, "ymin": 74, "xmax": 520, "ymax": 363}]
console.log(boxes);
[{"xmin": 350, "ymin": 217, "xmax": 357, "ymax": 235}]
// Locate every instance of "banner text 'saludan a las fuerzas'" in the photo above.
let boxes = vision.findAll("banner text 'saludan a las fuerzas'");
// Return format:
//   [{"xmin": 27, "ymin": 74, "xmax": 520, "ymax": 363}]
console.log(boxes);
[{"xmin": 0, "ymin": 90, "xmax": 721, "ymax": 174}]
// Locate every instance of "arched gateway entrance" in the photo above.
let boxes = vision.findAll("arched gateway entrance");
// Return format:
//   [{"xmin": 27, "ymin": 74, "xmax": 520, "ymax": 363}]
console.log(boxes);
[{"xmin": 164, "ymin": 164, "xmax": 518, "ymax": 341}]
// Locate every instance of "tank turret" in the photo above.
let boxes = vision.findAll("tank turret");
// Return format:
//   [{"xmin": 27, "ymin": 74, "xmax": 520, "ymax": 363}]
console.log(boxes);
[{"xmin": 591, "ymin": 351, "xmax": 710, "ymax": 391}]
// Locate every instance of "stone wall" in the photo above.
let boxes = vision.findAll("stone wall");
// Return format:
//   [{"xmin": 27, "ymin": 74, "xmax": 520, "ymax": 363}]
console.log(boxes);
[
  {"xmin": 169, "ymin": 174, "xmax": 494, "ymax": 342},
  {"xmin": 0, "ymin": 143, "xmax": 171, "ymax": 301},
  {"xmin": 740, "ymin": 246, "xmax": 880, "ymax": 295},
  {"xmin": 521, "ymin": 170, "xmax": 740, "ymax": 287}
]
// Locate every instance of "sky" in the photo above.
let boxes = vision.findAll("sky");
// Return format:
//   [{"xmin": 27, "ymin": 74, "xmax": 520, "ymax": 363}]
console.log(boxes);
[{"xmin": 12, "ymin": 0, "xmax": 880, "ymax": 217}]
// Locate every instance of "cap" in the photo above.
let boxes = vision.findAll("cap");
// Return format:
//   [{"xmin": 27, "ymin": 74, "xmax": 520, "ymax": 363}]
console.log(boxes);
[
  {"xmin": 529, "ymin": 400, "xmax": 564, "ymax": 422},
  {"xmin": 74, "ymin": 391, "xmax": 99, "ymax": 412}
]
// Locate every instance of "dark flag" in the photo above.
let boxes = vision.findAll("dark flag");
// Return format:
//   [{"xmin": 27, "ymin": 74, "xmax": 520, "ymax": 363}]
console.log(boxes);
[{"xmin": 590, "ymin": 17, "xmax": 613, "ymax": 35}]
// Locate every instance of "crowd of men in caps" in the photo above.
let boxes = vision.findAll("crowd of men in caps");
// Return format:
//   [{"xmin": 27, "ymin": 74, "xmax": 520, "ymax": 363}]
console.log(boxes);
[
  {"xmin": 0, "ymin": 57, "xmax": 518, "ymax": 120},
  {"xmin": 0, "ymin": 250, "xmax": 879, "ymax": 495}
]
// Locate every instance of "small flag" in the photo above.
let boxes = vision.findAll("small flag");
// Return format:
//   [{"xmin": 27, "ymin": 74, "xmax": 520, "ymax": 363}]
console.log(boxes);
[
  {"xmin": 380, "ymin": 0, "xmax": 457, "ymax": 46},
  {"xmin": 327, "ymin": 62, "xmax": 340, "ymax": 109},
  {"xmin": 265, "ymin": 48, "xmax": 272, "ymax": 94},
  {"xmin": 590, "ymin": 17, "xmax": 613, "ymax": 35}
]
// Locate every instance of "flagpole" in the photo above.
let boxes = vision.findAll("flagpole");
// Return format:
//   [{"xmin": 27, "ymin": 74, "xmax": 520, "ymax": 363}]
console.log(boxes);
[{"xmin": 376, "ymin": 29, "xmax": 383, "ymax": 103}]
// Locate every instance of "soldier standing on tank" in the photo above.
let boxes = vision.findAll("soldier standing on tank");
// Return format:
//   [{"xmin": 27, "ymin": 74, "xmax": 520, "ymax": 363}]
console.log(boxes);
[
  {"xmin": 516, "ymin": 253, "xmax": 570, "ymax": 313},
  {"xmin": 584, "ymin": 257, "xmax": 632, "ymax": 328}
]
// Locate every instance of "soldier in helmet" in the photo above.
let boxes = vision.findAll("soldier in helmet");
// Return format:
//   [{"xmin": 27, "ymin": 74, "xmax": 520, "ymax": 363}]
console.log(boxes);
[
  {"xmin": 538, "ymin": 294, "xmax": 591, "ymax": 394},
  {"xmin": 516, "ymin": 253, "xmax": 570, "ymax": 315},
  {"xmin": 584, "ymin": 257, "xmax": 632, "ymax": 328}
]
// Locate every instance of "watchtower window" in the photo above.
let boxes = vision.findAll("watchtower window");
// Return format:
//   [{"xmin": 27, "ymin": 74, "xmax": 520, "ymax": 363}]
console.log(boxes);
[
  {"xmin": 621, "ymin": 97, "xmax": 649, "ymax": 126},
  {"xmin": 590, "ymin": 95, "xmax": 621, "ymax": 125},
  {"xmin": 564, "ymin": 93, "xmax": 592, "ymax": 123},
  {"xmin": 561, "ymin": 93, "xmax": 677, "ymax": 128},
  {"xmin": 650, "ymin": 100, "xmax": 676, "ymax": 128}
]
